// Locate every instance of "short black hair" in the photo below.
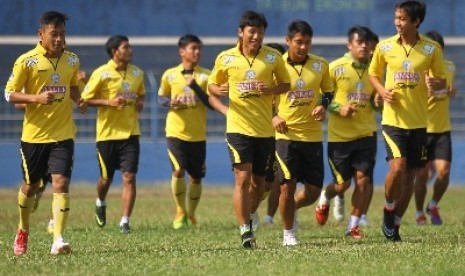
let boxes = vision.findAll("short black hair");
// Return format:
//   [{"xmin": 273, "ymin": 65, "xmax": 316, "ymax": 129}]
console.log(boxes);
[
  {"xmin": 425, "ymin": 30, "xmax": 444, "ymax": 49},
  {"xmin": 265, "ymin": 43, "xmax": 286, "ymax": 55},
  {"xmin": 347, "ymin": 25, "xmax": 374, "ymax": 42},
  {"xmin": 105, "ymin": 35, "xmax": 129, "ymax": 58},
  {"xmin": 40, "ymin": 11, "xmax": 68, "ymax": 27},
  {"xmin": 178, "ymin": 34, "xmax": 202, "ymax": 49},
  {"xmin": 239, "ymin": 10, "xmax": 267, "ymax": 30},
  {"xmin": 287, "ymin": 20, "xmax": 313, "ymax": 39},
  {"xmin": 396, "ymin": 0, "xmax": 426, "ymax": 27}
]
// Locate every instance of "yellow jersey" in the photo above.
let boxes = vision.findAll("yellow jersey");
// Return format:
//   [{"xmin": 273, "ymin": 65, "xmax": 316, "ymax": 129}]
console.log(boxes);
[
  {"xmin": 82, "ymin": 59, "xmax": 145, "ymax": 141},
  {"xmin": 369, "ymin": 34, "xmax": 446, "ymax": 129},
  {"xmin": 275, "ymin": 52, "xmax": 333, "ymax": 142},
  {"xmin": 328, "ymin": 54, "xmax": 376, "ymax": 142},
  {"xmin": 158, "ymin": 64, "xmax": 210, "ymax": 141},
  {"xmin": 208, "ymin": 43, "xmax": 290, "ymax": 137},
  {"xmin": 427, "ymin": 59, "xmax": 455, "ymax": 133},
  {"xmin": 5, "ymin": 43, "xmax": 79, "ymax": 143}
]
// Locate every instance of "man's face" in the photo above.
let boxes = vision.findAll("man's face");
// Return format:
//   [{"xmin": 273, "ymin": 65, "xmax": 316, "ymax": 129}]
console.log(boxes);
[
  {"xmin": 348, "ymin": 33, "xmax": 369, "ymax": 61},
  {"xmin": 113, "ymin": 40, "xmax": 133, "ymax": 63},
  {"xmin": 38, "ymin": 23, "xmax": 65, "ymax": 56},
  {"xmin": 238, "ymin": 25, "xmax": 265, "ymax": 53},
  {"xmin": 180, "ymin": 42, "xmax": 201, "ymax": 64},
  {"xmin": 394, "ymin": 8, "xmax": 420, "ymax": 36},
  {"xmin": 286, "ymin": 32, "xmax": 312, "ymax": 62}
]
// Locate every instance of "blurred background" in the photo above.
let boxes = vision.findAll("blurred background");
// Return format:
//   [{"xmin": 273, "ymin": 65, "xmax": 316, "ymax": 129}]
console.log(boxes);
[{"xmin": 1, "ymin": 0, "xmax": 465, "ymax": 186}]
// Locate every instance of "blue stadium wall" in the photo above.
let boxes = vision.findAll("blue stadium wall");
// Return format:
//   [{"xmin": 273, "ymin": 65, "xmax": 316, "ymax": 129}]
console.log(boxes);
[{"xmin": 1, "ymin": 0, "xmax": 465, "ymax": 36}]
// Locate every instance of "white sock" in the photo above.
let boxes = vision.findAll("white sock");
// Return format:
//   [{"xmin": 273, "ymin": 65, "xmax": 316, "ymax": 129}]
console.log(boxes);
[
  {"xmin": 319, "ymin": 190, "xmax": 329, "ymax": 206},
  {"xmin": 428, "ymin": 200, "xmax": 438, "ymax": 208},
  {"xmin": 416, "ymin": 210, "xmax": 425, "ymax": 217},
  {"xmin": 349, "ymin": 215, "xmax": 359, "ymax": 229},
  {"xmin": 120, "ymin": 216, "xmax": 129, "ymax": 225},
  {"xmin": 96, "ymin": 198, "xmax": 106, "ymax": 207},
  {"xmin": 384, "ymin": 201, "xmax": 395, "ymax": 211},
  {"xmin": 284, "ymin": 229, "xmax": 294, "ymax": 235},
  {"xmin": 394, "ymin": 215, "xmax": 402, "ymax": 226}
]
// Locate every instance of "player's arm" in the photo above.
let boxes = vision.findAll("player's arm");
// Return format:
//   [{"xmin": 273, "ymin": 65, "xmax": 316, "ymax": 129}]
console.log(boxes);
[
  {"xmin": 368, "ymin": 75, "xmax": 396, "ymax": 104},
  {"xmin": 258, "ymin": 82, "xmax": 290, "ymax": 95},
  {"xmin": 5, "ymin": 90, "xmax": 55, "ymax": 105},
  {"xmin": 86, "ymin": 96, "xmax": 126, "ymax": 108}
]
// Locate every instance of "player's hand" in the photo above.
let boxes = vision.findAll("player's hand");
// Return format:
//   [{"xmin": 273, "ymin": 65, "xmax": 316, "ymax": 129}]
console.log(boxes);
[
  {"xmin": 77, "ymin": 98, "xmax": 87, "ymax": 114},
  {"xmin": 257, "ymin": 82, "xmax": 272, "ymax": 94},
  {"xmin": 312, "ymin": 105, "xmax": 325, "ymax": 121},
  {"xmin": 135, "ymin": 98, "xmax": 144, "ymax": 112},
  {"xmin": 36, "ymin": 91, "xmax": 55, "ymax": 104},
  {"xmin": 374, "ymin": 92, "xmax": 384, "ymax": 107},
  {"xmin": 272, "ymin": 115, "xmax": 288, "ymax": 134},
  {"xmin": 339, "ymin": 105, "xmax": 357, "ymax": 117},
  {"xmin": 381, "ymin": 88, "xmax": 396, "ymax": 105},
  {"xmin": 448, "ymin": 85, "xmax": 457, "ymax": 97},
  {"xmin": 109, "ymin": 96, "xmax": 126, "ymax": 109},
  {"xmin": 218, "ymin": 83, "xmax": 229, "ymax": 95},
  {"xmin": 425, "ymin": 71, "xmax": 446, "ymax": 95}
]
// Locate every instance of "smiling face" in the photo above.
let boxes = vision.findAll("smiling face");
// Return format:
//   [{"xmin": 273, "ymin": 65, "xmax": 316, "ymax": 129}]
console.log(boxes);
[
  {"xmin": 38, "ymin": 23, "xmax": 65, "ymax": 57},
  {"xmin": 286, "ymin": 32, "xmax": 312, "ymax": 63},
  {"xmin": 394, "ymin": 8, "xmax": 420, "ymax": 37},
  {"xmin": 238, "ymin": 25, "xmax": 265, "ymax": 56}
]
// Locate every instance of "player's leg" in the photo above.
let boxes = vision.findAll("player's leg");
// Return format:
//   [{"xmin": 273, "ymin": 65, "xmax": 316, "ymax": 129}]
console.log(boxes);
[
  {"xmin": 49, "ymin": 139, "xmax": 74, "ymax": 255},
  {"xmin": 414, "ymin": 164, "xmax": 429, "ymax": 224},
  {"xmin": 426, "ymin": 132, "xmax": 452, "ymax": 225},
  {"xmin": 95, "ymin": 140, "xmax": 117, "ymax": 228},
  {"xmin": 186, "ymin": 141, "xmax": 207, "ymax": 226},
  {"xmin": 118, "ymin": 136, "xmax": 140, "ymax": 234},
  {"xmin": 167, "ymin": 138, "xmax": 188, "ymax": 229}
]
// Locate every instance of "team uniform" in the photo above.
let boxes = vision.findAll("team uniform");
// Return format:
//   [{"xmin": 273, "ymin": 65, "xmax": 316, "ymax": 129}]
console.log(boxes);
[
  {"xmin": 275, "ymin": 52, "xmax": 333, "ymax": 187},
  {"xmin": 6, "ymin": 43, "xmax": 79, "ymax": 182},
  {"xmin": 82, "ymin": 59, "xmax": 145, "ymax": 179},
  {"xmin": 327, "ymin": 54, "xmax": 377, "ymax": 184},
  {"xmin": 6, "ymin": 42, "xmax": 80, "ymax": 255},
  {"xmin": 425, "ymin": 59, "xmax": 455, "ymax": 162},
  {"xmin": 369, "ymin": 34, "xmax": 446, "ymax": 168},
  {"xmin": 159, "ymin": 64, "xmax": 210, "ymax": 178},
  {"xmin": 208, "ymin": 44, "xmax": 290, "ymax": 174}
]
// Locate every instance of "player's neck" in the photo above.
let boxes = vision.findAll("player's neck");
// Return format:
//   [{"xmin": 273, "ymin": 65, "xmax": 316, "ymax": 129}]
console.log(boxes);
[
  {"xmin": 182, "ymin": 61, "xmax": 197, "ymax": 71},
  {"xmin": 114, "ymin": 60, "xmax": 128, "ymax": 71},
  {"xmin": 400, "ymin": 32, "xmax": 419, "ymax": 46}
]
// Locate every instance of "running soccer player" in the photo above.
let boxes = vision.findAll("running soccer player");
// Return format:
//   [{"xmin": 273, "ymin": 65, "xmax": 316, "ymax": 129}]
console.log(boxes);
[
  {"xmin": 81, "ymin": 35, "xmax": 146, "ymax": 234},
  {"xmin": 275, "ymin": 20, "xmax": 333, "ymax": 246},
  {"xmin": 414, "ymin": 30, "xmax": 456, "ymax": 225},
  {"xmin": 158, "ymin": 34, "xmax": 211, "ymax": 229},
  {"xmin": 315, "ymin": 25, "xmax": 378, "ymax": 239},
  {"xmin": 208, "ymin": 10, "xmax": 290, "ymax": 248},
  {"xmin": 368, "ymin": 0, "xmax": 446, "ymax": 241},
  {"xmin": 6, "ymin": 10, "xmax": 83, "ymax": 255}
]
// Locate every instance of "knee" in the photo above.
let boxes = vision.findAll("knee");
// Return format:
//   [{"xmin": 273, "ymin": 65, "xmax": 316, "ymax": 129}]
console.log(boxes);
[
  {"xmin": 334, "ymin": 181, "xmax": 350, "ymax": 193},
  {"xmin": 122, "ymin": 172, "xmax": 136, "ymax": 184}
]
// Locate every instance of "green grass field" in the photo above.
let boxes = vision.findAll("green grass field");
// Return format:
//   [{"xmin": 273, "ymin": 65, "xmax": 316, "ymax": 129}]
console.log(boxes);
[{"xmin": 1, "ymin": 184, "xmax": 464, "ymax": 275}]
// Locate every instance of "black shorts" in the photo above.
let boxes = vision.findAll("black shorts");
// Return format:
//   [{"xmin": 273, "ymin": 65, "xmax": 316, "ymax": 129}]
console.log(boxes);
[
  {"xmin": 166, "ymin": 137, "xmax": 206, "ymax": 179},
  {"xmin": 264, "ymin": 142, "xmax": 277, "ymax": 182},
  {"xmin": 275, "ymin": 140, "xmax": 324, "ymax": 188},
  {"xmin": 226, "ymin": 133, "xmax": 274, "ymax": 177},
  {"xmin": 382, "ymin": 125, "xmax": 427, "ymax": 168},
  {"xmin": 426, "ymin": 132, "xmax": 452, "ymax": 162},
  {"xmin": 96, "ymin": 136, "xmax": 140, "ymax": 180},
  {"xmin": 328, "ymin": 136, "xmax": 376, "ymax": 184},
  {"xmin": 20, "ymin": 139, "xmax": 74, "ymax": 184}
]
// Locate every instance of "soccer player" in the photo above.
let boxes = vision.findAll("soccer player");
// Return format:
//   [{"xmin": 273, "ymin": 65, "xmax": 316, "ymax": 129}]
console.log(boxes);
[
  {"xmin": 208, "ymin": 10, "xmax": 290, "ymax": 248},
  {"xmin": 81, "ymin": 35, "xmax": 146, "ymax": 234},
  {"xmin": 158, "ymin": 34, "xmax": 211, "ymax": 229},
  {"xmin": 6, "ymin": 11, "xmax": 83, "ymax": 255},
  {"xmin": 332, "ymin": 30, "xmax": 380, "ymax": 226},
  {"xmin": 368, "ymin": 0, "xmax": 446, "ymax": 241},
  {"xmin": 315, "ymin": 25, "xmax": 378, "ymax": 239},
  {"xmin": 414, "ymin": 30, "xmax": 456, "ymax": 225},
  {"xmin": 275, "ymin": 20, "xmax": 333, "ymax": 245}
]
